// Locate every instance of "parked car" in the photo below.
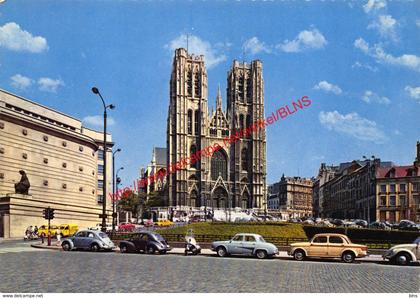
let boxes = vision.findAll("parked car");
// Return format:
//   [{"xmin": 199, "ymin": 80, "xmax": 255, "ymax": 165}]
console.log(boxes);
[
  {"xmin": 383, "ymin": 236, "xmax": 420, "ymax": 265},
  {"xmin": 288, "ymin": 233, "xmax": 368, "ymax": 263},
  {"xmin": 61, "ymin": 230, "xmax": 115, "ymax": 252},
  {"xmin": 369, "ymin": 221, "xmax": 391, "ymax": 230},
  {"xmin": 155, "ymin": 219, "xmax": 173, "ymax": 227},
  {"xmin": 38, "ymin": 224, "xmax": 59, "ymax": 237},
  {"xmin": 119, "ymin": 231, "xmax": 171, "ymax": 254},
  {"xmin": 118, "ymin": 222, "xmax": 136, "ymax": 232},
  {"xmin": 211, "ymin": 233, "xmax": 279, "ymax": 259},
  {"xmin": 59, "ymin": 224, "xmax": 78, "ymax": 237},
  {"xmin": 331, "ymin": 219, "xmax": 345, "ymax": 226},
  {"xmin": 144, "ymin": 219, "xmax": 154, "ymax": 227},
  {"xmin": 354, "ymin": 220, "xmax": 368, "ymax": 228},
  {"xmin": 89, "ymin": 223, "xmax": 114, "ymax": 232}
]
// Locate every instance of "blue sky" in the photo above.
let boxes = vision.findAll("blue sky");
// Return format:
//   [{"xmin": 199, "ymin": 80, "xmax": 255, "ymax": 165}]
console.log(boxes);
[{"xmin": 0, "ymin": 0, "xmax": 419, "ymax": 186}]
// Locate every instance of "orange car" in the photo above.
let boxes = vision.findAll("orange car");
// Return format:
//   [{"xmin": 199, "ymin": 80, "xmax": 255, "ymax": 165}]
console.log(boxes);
[{"xmin": 288, "ymin": 233, "xmax": 368, "ymax": 263}]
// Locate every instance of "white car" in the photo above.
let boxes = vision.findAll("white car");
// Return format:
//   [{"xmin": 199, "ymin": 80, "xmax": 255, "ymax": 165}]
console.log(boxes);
[
  {"xmin": 89, "ymin": 223, "xmax": 116, "ymax": 232},
  {"xmin": 383, "ymin": 236, "xmax": 420, "ymax": 265}
]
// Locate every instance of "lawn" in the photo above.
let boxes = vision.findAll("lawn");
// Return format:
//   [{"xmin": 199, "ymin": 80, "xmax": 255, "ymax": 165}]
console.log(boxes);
[{"xmin": 156, "ymin": 222, "xmax": 307, "ymax": 239}]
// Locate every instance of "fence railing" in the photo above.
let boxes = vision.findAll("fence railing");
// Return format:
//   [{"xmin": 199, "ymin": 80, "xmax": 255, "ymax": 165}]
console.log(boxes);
[{"xmin": 108, "ymin": 232, "xmax": 407, "ymax": 249}]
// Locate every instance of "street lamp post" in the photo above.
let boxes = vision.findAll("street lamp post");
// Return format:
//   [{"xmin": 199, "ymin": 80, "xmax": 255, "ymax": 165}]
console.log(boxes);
[
  {"xmin": 92, "ymin": 87, "xmax": 115, "ymax": 232},
  {"xmin": 112, "ymin": 148, "xmax": 122, "ymax": 232}
]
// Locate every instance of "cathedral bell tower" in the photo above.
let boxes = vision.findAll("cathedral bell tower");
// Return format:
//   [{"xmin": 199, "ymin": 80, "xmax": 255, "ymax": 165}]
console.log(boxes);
[{"xmin": 167, "ymin": 48, "xmax": 208, "ymax": 207}]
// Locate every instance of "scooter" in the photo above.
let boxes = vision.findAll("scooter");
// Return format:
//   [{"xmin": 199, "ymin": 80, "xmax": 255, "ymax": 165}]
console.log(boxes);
[{"xmin": 184, "ymin": 229, "xmax": 201, "ymax": 255}]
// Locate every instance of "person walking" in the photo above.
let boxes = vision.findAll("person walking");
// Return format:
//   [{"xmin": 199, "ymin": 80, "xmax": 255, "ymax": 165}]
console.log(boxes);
[{"xmin": 56, "ymin": 227, "xmax": 61, "ymax": 245}]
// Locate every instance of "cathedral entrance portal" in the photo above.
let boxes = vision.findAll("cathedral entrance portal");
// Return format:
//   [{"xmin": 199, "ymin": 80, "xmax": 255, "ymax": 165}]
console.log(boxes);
[{"xmin": 211, "ymin": 187, "xmax": 228, "ymax": 209}]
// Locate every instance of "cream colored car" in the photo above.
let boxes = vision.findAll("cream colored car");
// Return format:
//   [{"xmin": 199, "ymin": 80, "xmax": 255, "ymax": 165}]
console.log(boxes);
[{"xmin": 288, "ymin": 233, "xmax": 368, "ymax": 263}]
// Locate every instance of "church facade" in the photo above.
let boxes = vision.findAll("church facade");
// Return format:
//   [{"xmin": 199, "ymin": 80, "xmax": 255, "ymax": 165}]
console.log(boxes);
[{"xmin": 166, "ymin": 48, "xmax": 267, "ymax": 210}]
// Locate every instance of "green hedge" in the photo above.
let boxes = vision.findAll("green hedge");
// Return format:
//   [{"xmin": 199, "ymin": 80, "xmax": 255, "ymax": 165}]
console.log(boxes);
[{"xmin": 302, "ymin": 226, "xmax": 420, "ymax": 243}]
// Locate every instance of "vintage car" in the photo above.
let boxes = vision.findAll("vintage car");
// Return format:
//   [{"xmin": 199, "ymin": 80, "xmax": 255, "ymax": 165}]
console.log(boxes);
[
  {"xmin": 155, "ymin": 219, "xmax": 173, "ymax": 227},
  {"xmin": 118, "ymin": 222, "xmax": 136, "ymax": 232},
  {"xmin": 288, "ymin": 233, "xmax": 368, "ymax": 263},
  {"xmin": 211, "ymin": 233, "xmax": 279, "ymax": 259},
  {"xmin": 38, "ymin": 224, "xmax": 59, "ymax": 237},
  {"xmin": 61, "ymin": 230, "xmax": 116, "ymax": 252},
  {"xmin": 383, "ymin": 236, "xmax": 420, "ymax": 265},
  {"xmin": 58, "ymin": 224, "xmax": 78, "ymax": 237},
  {"xmin": 119, "ymin": 231, "xmax": 171, "ymax": 254}
]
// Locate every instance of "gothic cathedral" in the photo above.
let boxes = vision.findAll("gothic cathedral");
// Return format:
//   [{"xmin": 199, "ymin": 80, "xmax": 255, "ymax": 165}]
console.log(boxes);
[{"xmin": 166, "ymin": 48, "xmax": 267, "ymax": 210}]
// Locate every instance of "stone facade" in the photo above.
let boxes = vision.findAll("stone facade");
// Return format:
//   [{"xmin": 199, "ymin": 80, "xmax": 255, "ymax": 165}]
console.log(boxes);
[
  {"xmin": 376, "ymin": 142, "xmax": 420, "ymax": 223},
  {"xmin": 166, "ymin": 48, "xmax": 267, "ymax": 210},
  {"xmin": 268, "ymin": 175, "xmax": 313, "ymax": 219},
  {"xmin": 0, "ymin": 89, "xmax": 113, "ymax": 238}
]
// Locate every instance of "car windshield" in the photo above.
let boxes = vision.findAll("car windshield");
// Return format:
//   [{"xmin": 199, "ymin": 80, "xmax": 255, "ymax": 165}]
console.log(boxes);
[
  {"xmin": 413, "ymin": 237, "xmax": 420, "ymax": 245},
  {"xmin": 98, "ymin": 232, "xmax": 108, "ymax": 239},
  {"xmin": 153, "ymin": 233, "xmax": 164, "ymax": 241},
  {"xmin": 257, "ymin": 236, "xmax": 266, "ymax": 243}
]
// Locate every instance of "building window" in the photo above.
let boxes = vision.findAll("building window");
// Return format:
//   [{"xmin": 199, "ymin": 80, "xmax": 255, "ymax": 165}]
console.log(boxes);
[
  {"xmin": 98, "ymin": 180, "xmax": 103, "ymax": 188},
  {"xmin": 98, "ymin": 149, "xmax": 104, "ymax": 160},
  {"xmin": 187, "ymin": 70, "xmax": 192, "ymax": 96},
  {"xmin": 43, "ymin": 180, "xmax": 48, "ymax": 186},
  {"xmin": 414, "ymin": 183, "xmax": 419, "ymax": 192},
  {"xmin": 79, "ymin": 166, "xmax": 83, "ymax": 172},
  {"xmin": 97, "ymin": 195, "xmax": 103, "ymax": 203},
  {"xmin": 414, "ymin": 195, "xmax": 420, "ymax": 205},
  {"xmin": 246, "ymin": 77, "xmax": 252, "ymax": 102},
  {"xmin": 194, "ymin": 72, "xmax": 201, "ymax": 97},
  {"xmin": 22, "ymin": 129, "xmax": 28, "ymax": 136},
  {"xmin": 399, "ymin": 195, "xmax": 406, "ymax": 207},
  {"xmin": 194, "ymin": 110, "xmax": 199, "ymax": 135},
  {"xmin": 62, "ymin": 183, "xmax": 67, "ymax": 189},
  {"xmin": 241, "ymin": 148, "xmax": 248, "ymax": 171},
  {"xmin": 79, "ymin": 186, "xmax": 83, "ymax": 192},
  {"xmin": 62, "ymin": 141, "xmax": 67, "ymax": 147},
  {"xmin": 79, "ymin": 146, "xmax": 84, "ymax": 152},
  {"xmin": 190, "ymin": 145, "xmax": 197, "ymax": 168},
  {"xmin": 380, "ymin": 196, "xmax": 386, "ymax": 206},
  {"xmin": 380, "ymin": 184, "xmax": 386, "ymax": 193},
  {"xmin": 98, "ymin": 165, "xmax": 104, "ymax": 175},
  {"xmin": 390, "ymin": 184, "xmax": 396, "ymax": 193},
  {"xmin": 43, "ymin": 158, "xmax": 48, "ymax": 164},
  {"xmin": 399, "ymin": 184, "xmax": 406, "ymax": 193},
  {"xmin": 389, "ymin": 195, "xmax": 396, "ymax": 206},
  {"xmin": 187, "ymin": 110, "xmax": 193, "ymax": 134},
  {"xmin": 22, "ymin": 153, "xmax": 28, "ymax": 159},
  {"xmin": 239, "ymin": 114, "xmax": 244, "ymax": 130},
  {"xmin": 238, "ymin": 75, "xmax": 244, "ymax": 101},
  {"xmin": 211, "ymin": 150, "xmax": 227, "ymax": 180},
  {"xmin": 43, "ymin": 135, "xmax": 48, "ymax": 142}
]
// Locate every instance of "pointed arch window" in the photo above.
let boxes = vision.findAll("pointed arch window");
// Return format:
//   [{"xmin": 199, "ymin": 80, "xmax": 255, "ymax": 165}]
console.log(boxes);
[
  {"xmin": 239, "ymin": 114, "xmax": 244, "ymax": 130},
  {"xmin": 241, "ymin": 147, "xmax": 248, "ymax": 171},
  {"xmin": 194, "ymin": 110, "xmax": 200, "ymax": 135},
  {"xmin": 246, "ymin": 77, "xmax": 252, "ymax": 102},
  {"xmin": 187, "ymin": 70, "xmax": 193, "ymax": 96},
  {"xmin": 190, "ymin": 144, "xmax": 198, "ymax": 168},
  {"xmin": 238, "ymin": 75, "xmax": 244, "ymax": 102},
  {"xmin": 194, "ymin": 72, "xmax": 201, "ymax": 97},
  {"xmin": 187, "ymin": 109, "xmax": 193, "ymax": 134},
  {"xmin": 246, "ymin": 115, "xmax": 251, "ymax": 138},
  {"xmin": 211, "ymin": 150, "xmax": 227, "ymax": 180}
]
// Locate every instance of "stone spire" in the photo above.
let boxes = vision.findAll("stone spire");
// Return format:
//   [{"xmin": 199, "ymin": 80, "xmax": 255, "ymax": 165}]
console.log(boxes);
[{"xmin": 216, "ymin": 84, "xmax": 222, "ymax": 110}]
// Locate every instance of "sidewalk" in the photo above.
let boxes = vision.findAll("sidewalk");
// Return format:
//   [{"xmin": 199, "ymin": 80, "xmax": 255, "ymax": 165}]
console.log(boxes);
[{"xmin": 31, "ymin": 241, "xmax": 385, "ymax": 262}]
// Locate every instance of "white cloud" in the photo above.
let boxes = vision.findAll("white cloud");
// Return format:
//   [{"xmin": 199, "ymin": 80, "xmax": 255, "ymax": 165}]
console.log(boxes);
[
  {"xmin": 10, "ymin": 74, "xmax": 33, "ymax": 90},
  {"xmin": 351, "ymin": 61, "xmax": 378, "ymax": 72},
  {"xmin": 277, "ymin": 28, "xmax": 327, "ymax": 53},
  {"xmin": 354, "ymin": 38, "xmax": 420, "ymax": 72},
  {"xmin": 242, "ymin": 37, "xmax": 271, "ymax": 55},
  {"xmin": 368, "ymin": 14, "xmax": 398, "ymax": 40},
  {"xmin": 405, "ymin": 86, "xmax": 420, "ymax": 103},
  {"xmin": 363, "ymin": 0, "xmax": 387, "ymax": 14},
  {"xmin": 166, "ymin": 34, "xmax": 226, "ymax": 68},
  {"xmin": 319, "ymin": 110, "xmax": 388, "ymax": 144},
  {"xmin": 0, "ymin": 22, "xmax": 48, "ymax": 53},
  {"xmin": 82, "ymin": 115, "xmax": 116, "ymax": 127},
  {"xmin": 37, "ymin": 77, "xmax": 64, "ymax": 93},
  {"xmin": 362, "ymin": 90, "xmax": 390, "ymax": 105},
  {"xmin": 313, "ymin": 81, "xmax": 342, "ymax": 95}
]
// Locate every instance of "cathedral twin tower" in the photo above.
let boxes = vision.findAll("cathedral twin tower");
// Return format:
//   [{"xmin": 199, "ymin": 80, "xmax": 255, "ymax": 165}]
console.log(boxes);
[{"xmin": 167, "ymin": 48, "xmax": 267, "ymax": 210}]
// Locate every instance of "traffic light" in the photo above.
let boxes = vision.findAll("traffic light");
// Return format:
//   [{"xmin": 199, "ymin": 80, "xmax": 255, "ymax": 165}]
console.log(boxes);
[
  {"xmin": 42, "ymin": 207, "xmax": 55, "ymax": 220},
  {"xmin": 43, "ymin": 208, "xmax": 48, "ymax": 220},
  {"xmin": 48, "ymin": 208, "xmax": 55, "ymax": 220}
]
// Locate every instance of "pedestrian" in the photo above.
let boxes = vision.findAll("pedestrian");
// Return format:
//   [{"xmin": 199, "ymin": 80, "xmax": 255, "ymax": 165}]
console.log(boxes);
[{"xmin": 56, "ymin": 227, "xmax": 61, "ymax": 245}]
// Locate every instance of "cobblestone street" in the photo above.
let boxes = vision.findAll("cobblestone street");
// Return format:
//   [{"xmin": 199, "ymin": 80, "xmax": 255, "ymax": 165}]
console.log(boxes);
[{"xmin": 0, "ymin": 242, "xmax": 419, "ymax": 293}]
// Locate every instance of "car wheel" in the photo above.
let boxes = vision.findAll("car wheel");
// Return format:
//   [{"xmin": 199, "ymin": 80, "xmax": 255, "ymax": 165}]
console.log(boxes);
[
  {"xmin": 256, "ymin": 250, "xmax": 267, "ymax": 259},
  {"xmin": 62, "ymin": 242, "xmax": 71, "ymax": 251},
  {"xmin": 91, "ymin": 243, "xmax": 100, "ymax": 252},
  {"xmin": 147, "ymin": 246, "xmax": 156, "ymax": 254},
  {"xmin": 395, "ymin": 252, "xmax": 412, "ymax": 266},
  {"xmin": 159, "ymin": 250, "xmax": 167, "ymax": 255},
  {"xmin": 342, "ymin": 251, "xmax": 355, "ymax": 263},
  {"xmin": 216, "ymin": 246, "xmax": 227, "ymax": 257},
  {"xmin": 293, "ymin": 249, "xmax": 305, "ymax": 261},
  {"xmin": 120, "ymin": 245, "xmax": 128, "ymax": 253}
]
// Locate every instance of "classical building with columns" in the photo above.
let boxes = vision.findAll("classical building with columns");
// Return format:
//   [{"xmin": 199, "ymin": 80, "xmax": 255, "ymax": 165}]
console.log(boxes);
[
  {"xmin": 166, "ymin": 48, "xmax": 267, "ymax": 211},
  {"xmin": 0, "ymin": 89, "xmax": 113, "ymax": 238}
]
